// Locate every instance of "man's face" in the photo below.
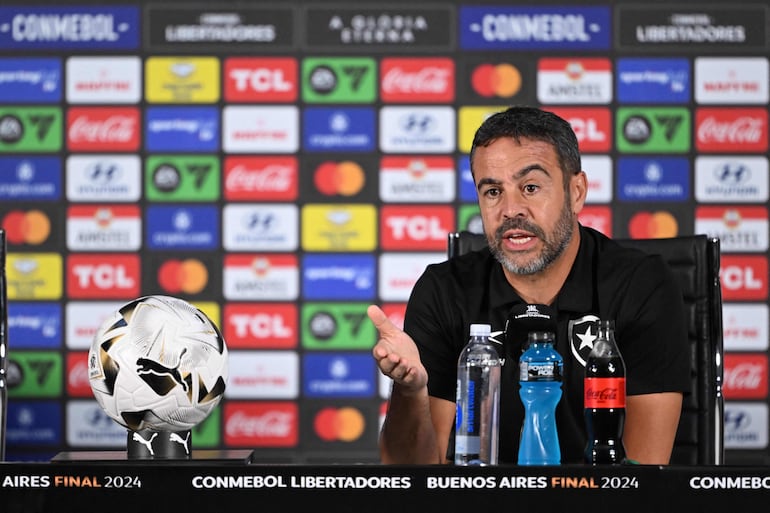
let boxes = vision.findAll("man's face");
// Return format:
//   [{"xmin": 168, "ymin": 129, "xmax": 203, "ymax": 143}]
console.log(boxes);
[{"xmin": 472, "ymin": 137, "xmax": 583, "ymax": 275}]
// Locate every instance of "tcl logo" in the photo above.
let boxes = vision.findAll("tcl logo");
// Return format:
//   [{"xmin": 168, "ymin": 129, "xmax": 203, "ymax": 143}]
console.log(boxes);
[
  {"xmin": 223, "ymin": 57, "xmax": 297, "ymax": 102},
  {"xmin": 67, "ymin": 254, "xmax": 140, "ymax": 298},
  {"xmin": 223, "ymin": 303, "xmax": 297, "ymax": 349},
  {"xmin": 380, "ymin": 205, "xmax": 454, "ymax": 250},
  {"xmin": 546, "ymin": 107, "xmax": 611, "ymax": 152},
  {"xmin": 723, "ymin": 353, "xmax": 768, "ymax": 399},
  {"xmin": 720, "ymin": 255, "xmax": 768, "ymax": 301},
  {"xmin": 223, "ymin": 402, "xmax": 298, "ymax": 447}
]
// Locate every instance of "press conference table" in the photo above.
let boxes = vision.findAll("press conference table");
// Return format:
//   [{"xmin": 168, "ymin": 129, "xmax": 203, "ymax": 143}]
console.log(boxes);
[{"xmin": 1, "ymin": 451, "xmax": 769, "ymax": 513}]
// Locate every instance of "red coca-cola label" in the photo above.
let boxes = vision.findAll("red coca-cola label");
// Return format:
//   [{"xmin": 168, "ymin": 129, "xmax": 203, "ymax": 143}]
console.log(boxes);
[
  {"xmin": 223, "ymin": 156, "xmax": 298, "ymax": 201},
  {"xmin": 224, "ymin": 402, "xmax": 298, "ymax": 447},
  {"xmin": 584, "ymin": 378, "xmax": 626, "ymax": 408},
  {"xmin": 723, "ymin": 353, "xmax": 768, "ymax": 399},
  {"xmin": 695, "ymin": 108, "xmax": 768, "ymax": 153},
  {"xmin": 67, "ymin": 107, "xmax": 140, "ymax": 151},
  {"xmin": 380, "ymin": 57, "xmax": 454, "ymax": 103}
]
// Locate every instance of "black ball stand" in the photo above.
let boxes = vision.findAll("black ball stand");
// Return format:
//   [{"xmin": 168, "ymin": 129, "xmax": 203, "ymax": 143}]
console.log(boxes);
[{"xmin": 126, "ymin": 428, "xmax": 192, "ymax": 459}]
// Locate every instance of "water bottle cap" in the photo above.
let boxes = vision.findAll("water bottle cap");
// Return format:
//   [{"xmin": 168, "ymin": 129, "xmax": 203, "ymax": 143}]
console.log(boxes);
[{"xmin": 469, "ymin": 323, "xmax": 491, "ymax": 337}]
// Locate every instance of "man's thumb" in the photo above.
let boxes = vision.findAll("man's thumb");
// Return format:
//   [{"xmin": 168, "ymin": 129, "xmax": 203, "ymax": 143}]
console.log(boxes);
[{"xmin": 367, "ymin": 304, "xmax": 394, "ymax": 334}]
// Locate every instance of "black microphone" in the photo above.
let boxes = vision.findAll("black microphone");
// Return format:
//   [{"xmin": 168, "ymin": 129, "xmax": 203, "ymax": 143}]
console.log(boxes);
[{"xmin": 504, "ymin": 304, "xmax": 558, "ymax": 353}]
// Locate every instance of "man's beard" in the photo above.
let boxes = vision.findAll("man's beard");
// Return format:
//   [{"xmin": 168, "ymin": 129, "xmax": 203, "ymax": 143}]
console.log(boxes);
[{"xmin": 488, "ymin": 201, "xmax": 575, "ymax": 275}]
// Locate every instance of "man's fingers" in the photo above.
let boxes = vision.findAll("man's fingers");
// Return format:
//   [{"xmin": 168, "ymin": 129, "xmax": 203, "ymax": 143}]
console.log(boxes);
[{"xmin": 367, "ymin": 304, "xmax": 396, "ymax": 335}]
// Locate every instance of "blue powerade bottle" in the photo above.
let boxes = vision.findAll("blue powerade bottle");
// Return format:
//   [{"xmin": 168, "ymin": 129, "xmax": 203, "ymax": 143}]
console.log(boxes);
[{"xmin": 517, "ymin": 330, "xmax": 563, "ymax": 466}]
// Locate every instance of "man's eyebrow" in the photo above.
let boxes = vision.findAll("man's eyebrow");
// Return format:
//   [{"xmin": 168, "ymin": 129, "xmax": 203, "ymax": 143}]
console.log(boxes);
[{"xmin": 476, "ymin": 165, "xmax": 552, "ymax": 191}]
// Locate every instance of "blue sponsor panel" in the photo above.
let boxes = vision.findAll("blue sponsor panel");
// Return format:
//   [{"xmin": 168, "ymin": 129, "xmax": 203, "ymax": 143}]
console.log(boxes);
[
  {"xmin": 302, "ymin": 254, "xmax": 376, "ymax": 300},
  {"xmin": 145, "ymin": 106, "xmax": 220, "ymax": 152},
  {"xmin": 145, "ymin": 204, "xmax": 220, "ymax": 250},
  {"xmin": 302, "ymin": 107, "xmax": 375, "ymax": 152},
  {"xmin": 0, "ymin": 6, "xmax": 139, "ymax": 50},
  {"xmin": 616, "ymin": 58, "xmax": 690, "ymax": 104},
  {"xmin": 8, "ymin": 302, "xmax": 62, "ymax": 348},
  {"xmin": 617, "ymin": 156, "xmax": 690, "ymax": 202},
  {"xmin": 6, "ymin": 401, "xmax": 62, "ymax": 446},
  {"xmin": 457, "ymin": 155, "xmax": 477, "ymax": 202},
  {"xmin": 302, "ymin": 353, "xmax": 375, "ymax": 398},
  {"xmin": 0, "ymin": 57, "xmax": 62, "ymax": 103},
  {"xmin": 0, "ymin": 156, "xmax": 61, "ymax": 200},
  {"xmin": 459, "ymin": 6, "xmax": 610, "ymax": 50}
]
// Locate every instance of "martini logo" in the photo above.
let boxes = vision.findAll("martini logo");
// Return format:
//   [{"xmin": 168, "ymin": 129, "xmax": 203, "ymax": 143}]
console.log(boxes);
[
  {"xmin": 695, "ymin": 57, "xmax": 769, "ymax": 104},
  {"xmin": 0, "ymin": 107, "xmax": 62, "ymax": 152},
  {"xmin": 222, "ymin": 105, "xmax": 298, "ymax": 153},
  {"xmin": 224, "ymin": 401, "xmax": 298, "ymax": 447},
  {"xmin": 378, "ymin": 252, "xmax": 446, "ymax": 301},
  {"xmin": 65, "ymin": 301, "xmax": 125, "ymax": 350},
  {"xmin": 65, "ymin": 56, "xmax": 141, "ymax": 104},
  {"xmin": 227, "ymin": 350, "xmax": 298, "ymax": 399},
  {"xmin": 582, "ymin": 155, "xmax": 612, "ymax": 204},
  {"xmin": 224, "ymin": 57, "xmax": 297, "ymax": 102},
  {"xmin": 723, "ymin": 304, "xmax": 768, "ymax": 352}
]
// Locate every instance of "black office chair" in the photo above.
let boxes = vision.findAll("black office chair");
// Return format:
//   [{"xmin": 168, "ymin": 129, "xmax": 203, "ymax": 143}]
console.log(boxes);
[{"xmin": 447, "ymin": 230, "xmax": 725, "ymax": 466}]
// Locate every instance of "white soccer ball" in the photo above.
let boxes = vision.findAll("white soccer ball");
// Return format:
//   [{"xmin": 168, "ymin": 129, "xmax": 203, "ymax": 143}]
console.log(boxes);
[{"xmin": 88, "ymin": 295, "xmax": 228, "ymax": 432}]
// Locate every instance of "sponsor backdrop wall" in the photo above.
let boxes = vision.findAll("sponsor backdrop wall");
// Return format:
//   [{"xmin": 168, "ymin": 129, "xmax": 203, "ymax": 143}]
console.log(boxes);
[{"xmin": 0, "ymin": 0, "xmax": 768, "ymax": 465}]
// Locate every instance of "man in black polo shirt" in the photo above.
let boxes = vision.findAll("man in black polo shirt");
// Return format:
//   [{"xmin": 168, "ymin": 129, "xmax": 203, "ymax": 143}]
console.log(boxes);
[{"xmin": 367, "ymin": 105, "xmax": 689, "ymax": 465}]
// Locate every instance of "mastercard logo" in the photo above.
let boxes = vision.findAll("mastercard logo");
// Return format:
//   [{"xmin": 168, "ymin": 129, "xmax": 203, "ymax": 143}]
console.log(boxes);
[
  {"xmin": 157, "ymin": 258, "xmax": 208, "ymax": 294},
  {"xmin": 313, "ymin": 406, "xmax": 366, "ymax": 442},
  {"xmin": 471, "ymin": 63, "xmax": 522, "ymax": 98},
  {"xmin": 2, "ymin": 209, "xmax": 51, "ymax": 245},
  {"xmin": 628, "ymin": 211, "xmax": 679, "ymax": 239},
  {"xmin": 314, "ymin": 161, "xmax": 365, "ymax": 196}
]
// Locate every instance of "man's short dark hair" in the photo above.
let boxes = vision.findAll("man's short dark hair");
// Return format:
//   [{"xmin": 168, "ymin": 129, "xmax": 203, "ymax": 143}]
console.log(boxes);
[{"xmin": 469, "ymin": 106, "xmax": 582, "ymax": 181}]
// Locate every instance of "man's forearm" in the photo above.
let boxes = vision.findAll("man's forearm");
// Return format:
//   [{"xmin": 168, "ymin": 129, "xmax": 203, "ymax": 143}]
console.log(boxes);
[{"xmin": 379, "ymin": 384, "xmax": 442, "ymax": 464}]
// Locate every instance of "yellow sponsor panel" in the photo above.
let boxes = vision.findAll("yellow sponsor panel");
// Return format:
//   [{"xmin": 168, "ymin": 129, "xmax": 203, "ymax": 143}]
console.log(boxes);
[
  {"xmin": 301, "ymin": 204, "xmax": 377, "ymax": 251},
  {"xmin": 145, "ymin": 56, "xmax": 220, "ymax": 103},
  {"xmin": 457, "ymin": 105, "xmax": 507, "ymax": 154},
  {"xmin": 193, "ymin": 301, "xmax": 221, "ymax": 328},
  {"xmin": 7, "ymin": 253, "xmax": 63, "ymax": 300}
]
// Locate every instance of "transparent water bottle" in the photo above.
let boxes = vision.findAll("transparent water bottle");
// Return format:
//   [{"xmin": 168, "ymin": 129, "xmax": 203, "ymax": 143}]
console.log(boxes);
[
  {"xmin": 518, "ymin": 331, "xmax": 563, "ymax": 466},
  {"xmin": 454, "ymin": 323, "xmax": 502, "ymax": 466}
]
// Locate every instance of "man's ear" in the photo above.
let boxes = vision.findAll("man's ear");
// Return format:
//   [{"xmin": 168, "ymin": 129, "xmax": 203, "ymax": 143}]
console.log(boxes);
[{"xmin": 571, "ymin": 171, "xmax": 588, "ymax": 213}]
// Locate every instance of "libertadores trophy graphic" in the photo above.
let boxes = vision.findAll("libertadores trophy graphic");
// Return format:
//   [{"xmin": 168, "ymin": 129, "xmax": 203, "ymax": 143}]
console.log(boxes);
[{"xmin": 88, "ymin": 295, "xmax": 228, "ymax": 459}]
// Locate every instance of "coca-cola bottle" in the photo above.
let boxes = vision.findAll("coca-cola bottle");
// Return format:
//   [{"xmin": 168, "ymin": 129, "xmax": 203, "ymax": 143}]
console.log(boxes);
[{"xmin": 584, "ymin": 319, "xmax": 626, "ymax": 464}]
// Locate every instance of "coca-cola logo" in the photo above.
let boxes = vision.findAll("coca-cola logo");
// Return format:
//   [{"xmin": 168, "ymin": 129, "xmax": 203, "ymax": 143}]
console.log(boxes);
[
  {"xmin": 226, "ymin": 165, "xmax": 292, "ymax": 192},
  {"xmin": 584, "ymin": 387, "xmax": 619, "ymax": 400},
  {"xmin": 697, "ymin": 116, "xmax": 763, "ymax": 144},
  {"xmin": 723, "ymin": 355, "xmax": 768, "ymax": 399},
  {"xmin": 69, "ymin": 115, "xmax": 136, "ymax": 143},
  {"xmin": 225, "ymin": 410, "xmax": 294, "ymax": 439},
  {"xmin": 381, "ymin": 67, "xmax": 451, "ymax": 94},
  {"xmin": 68, "ymin": 359, "xmax": 90, "ymax": 389}
]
